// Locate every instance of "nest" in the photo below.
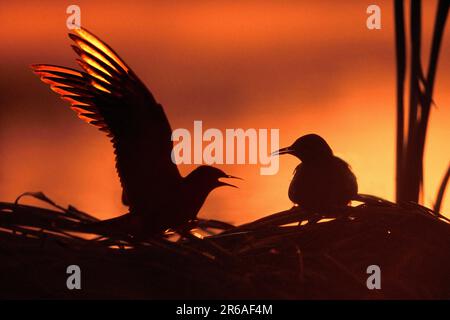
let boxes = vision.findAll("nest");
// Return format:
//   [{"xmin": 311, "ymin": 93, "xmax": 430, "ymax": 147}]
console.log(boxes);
[{"xmin": 1, "ymin": 192, "xmax": 450, "ymax": 299}]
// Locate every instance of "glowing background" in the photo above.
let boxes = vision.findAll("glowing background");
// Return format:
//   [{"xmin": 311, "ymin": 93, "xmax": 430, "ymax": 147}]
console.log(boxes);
[{"xmin": 0, "ymin": 0, "xmax": 449, "ymax": 224}]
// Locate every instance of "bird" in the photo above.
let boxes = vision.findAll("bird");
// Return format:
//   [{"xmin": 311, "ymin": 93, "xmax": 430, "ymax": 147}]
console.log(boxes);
[
  {"xmin": 273, "ymin": 134, "xmax": 357, "ymax": 213},
  {"xmin": 31, "ymin": 27, "xmax": 240, "ymax": 237}
]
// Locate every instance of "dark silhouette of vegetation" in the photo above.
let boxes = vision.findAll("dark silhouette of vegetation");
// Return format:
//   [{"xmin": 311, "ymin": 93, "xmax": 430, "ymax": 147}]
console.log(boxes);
[
  {"xmin": 395, "ymin": 0, "xmax": 449, "ymax": 209},
  {"xmin": 435, "ymin": 166, "xmax": 450, "ymax": 213},
  {"xmin": 1, "ymin": 193, "xmax": 450, "ymax": 299}
]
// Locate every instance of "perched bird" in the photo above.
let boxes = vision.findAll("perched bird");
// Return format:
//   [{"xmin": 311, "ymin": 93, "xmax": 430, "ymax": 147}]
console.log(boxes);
[
  {"xmin": 31, "ymin": 28, "xmax": 240, "ymax": 237},
  {"xmin": 273, "ymin": 134, "xmax": 357, "ymax": 212}
]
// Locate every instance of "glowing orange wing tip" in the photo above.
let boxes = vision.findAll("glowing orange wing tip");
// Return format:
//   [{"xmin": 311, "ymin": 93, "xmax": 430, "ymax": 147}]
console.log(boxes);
[
  {"xmin": 50, "ymin": 86, "xmax": 75, "ymax": 95},
  {"xmin": 75, "ymin": 59, "xmax": 111, "ymax": 85},
  {"xmin": 71, "ymin": 106, "xmax": 95, "ymax": 114},
  {"xmin": 73, "ymin": 28, "xmax": 129, "ymax": 73},
  {"xmin": 31, "ymin": 64, "xmax": 83, "ymax": 77},
  {"xmin": 71, "ymin": 37, "xmax": 118, "ymax": 72}
]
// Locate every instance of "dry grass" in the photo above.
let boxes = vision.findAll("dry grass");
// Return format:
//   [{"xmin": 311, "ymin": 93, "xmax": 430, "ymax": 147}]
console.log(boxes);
[{"xmin": 1, "ymin": 192, "xmax": 450, "ymax": 299}]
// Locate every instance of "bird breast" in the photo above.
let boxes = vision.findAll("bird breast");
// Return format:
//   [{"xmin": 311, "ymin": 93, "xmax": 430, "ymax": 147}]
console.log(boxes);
[{"xmin": 288, "ymin": 156, "xmax": 357, "ymax": 211}]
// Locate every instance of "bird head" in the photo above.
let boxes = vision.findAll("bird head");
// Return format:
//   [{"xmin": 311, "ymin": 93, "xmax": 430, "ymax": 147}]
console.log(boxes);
[
  {"xmin": 272, "ymin": 134, "xmax": 333, "ymax": 162},
  {"xmin": 188, "ymin": 165, "xmax": 242, "ymax": 190}
]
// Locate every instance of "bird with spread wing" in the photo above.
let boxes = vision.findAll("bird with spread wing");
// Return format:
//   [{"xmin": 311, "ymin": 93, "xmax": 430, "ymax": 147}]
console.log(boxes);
[{"xmin": 31, "ymin": 28, "xmax": 240, "ymax": 238}]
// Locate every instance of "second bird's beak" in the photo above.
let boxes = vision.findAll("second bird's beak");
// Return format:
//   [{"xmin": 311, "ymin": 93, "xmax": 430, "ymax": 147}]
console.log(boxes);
[
  {"xmin": 271, "ymin": 146, "xmax": 293, "ymax": 156},
  {"xmin": 219, "ymin": 175, "xmax": 243, "ymax": 188}
]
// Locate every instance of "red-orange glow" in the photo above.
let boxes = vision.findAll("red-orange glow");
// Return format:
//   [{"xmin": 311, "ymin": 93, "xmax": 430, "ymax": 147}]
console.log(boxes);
[{"xmin": 1, "ymin": 1, "xmax": 448, "ymax": 225}]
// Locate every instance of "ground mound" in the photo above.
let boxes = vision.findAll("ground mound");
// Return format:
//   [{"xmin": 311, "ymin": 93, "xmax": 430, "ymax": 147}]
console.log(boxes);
[{"xmin": 1, "ymin": 193, "xmax": 449, "ymax": 299}]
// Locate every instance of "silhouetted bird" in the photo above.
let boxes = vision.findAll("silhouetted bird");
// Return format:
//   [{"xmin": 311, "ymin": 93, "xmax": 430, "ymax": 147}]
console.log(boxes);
[
  {"xmin": 273, "ymin": 134, "xmax": 357, "ymax": 212},
  {"xmin": 31, "ymin": 28, "xmax": 240, "ymax": 237}
]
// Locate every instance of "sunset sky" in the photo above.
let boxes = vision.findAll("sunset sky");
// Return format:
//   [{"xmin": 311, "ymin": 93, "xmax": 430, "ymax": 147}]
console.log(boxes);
[{"xmin": 0, "ymin": 0, "xmax": 449, "ymax": 224}]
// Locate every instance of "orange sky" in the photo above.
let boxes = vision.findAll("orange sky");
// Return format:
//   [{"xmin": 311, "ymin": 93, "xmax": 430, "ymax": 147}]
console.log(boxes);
[{"xmin": 0, "ymin": 1, "xmax": 449, "ymax": 224}]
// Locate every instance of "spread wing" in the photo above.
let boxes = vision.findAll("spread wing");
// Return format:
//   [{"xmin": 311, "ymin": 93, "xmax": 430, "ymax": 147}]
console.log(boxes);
[{"xmin": 32, "ymin": 27, "xmax": 181, "ymax": 213}]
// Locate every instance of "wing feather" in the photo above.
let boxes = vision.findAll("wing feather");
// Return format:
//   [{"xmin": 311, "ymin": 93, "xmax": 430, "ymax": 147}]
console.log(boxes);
[{"xmin": 31, "ymin": 27, "xmax": 181, "ymax": 213}]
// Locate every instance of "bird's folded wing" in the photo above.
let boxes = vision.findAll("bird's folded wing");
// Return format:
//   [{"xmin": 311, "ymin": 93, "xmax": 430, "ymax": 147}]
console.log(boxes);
[{"xmin": 32, "ymin": 28, "xmax": 181, "ymax": 212}]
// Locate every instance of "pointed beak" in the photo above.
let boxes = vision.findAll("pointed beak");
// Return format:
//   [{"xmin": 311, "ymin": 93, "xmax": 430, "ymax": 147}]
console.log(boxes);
[
  {"xmin": 219, "ymin": 175, "xmax": 243, "ymax": 188},
  {"xmin": 227, "ymin": 175, "xmax": 243, "ymax": 180},
  {"xmin": 271, "ymin": 146, "xmax": 293, "ymax": 156}
]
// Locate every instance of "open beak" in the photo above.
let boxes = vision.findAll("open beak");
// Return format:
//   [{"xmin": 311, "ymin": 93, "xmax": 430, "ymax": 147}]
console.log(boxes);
[
  {"xmin": 271, "ymin": 146, "xmax": 293, "ymax": 156},
  {"xmin": 219, "ymin": 175, "xmax": 243, "ymax": 188}
]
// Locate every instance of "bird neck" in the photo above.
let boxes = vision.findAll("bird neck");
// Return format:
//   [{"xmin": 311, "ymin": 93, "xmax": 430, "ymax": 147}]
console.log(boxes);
[{"xmin": 183, "ymin": 173, "xmax": 217, "ymax": 215}]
